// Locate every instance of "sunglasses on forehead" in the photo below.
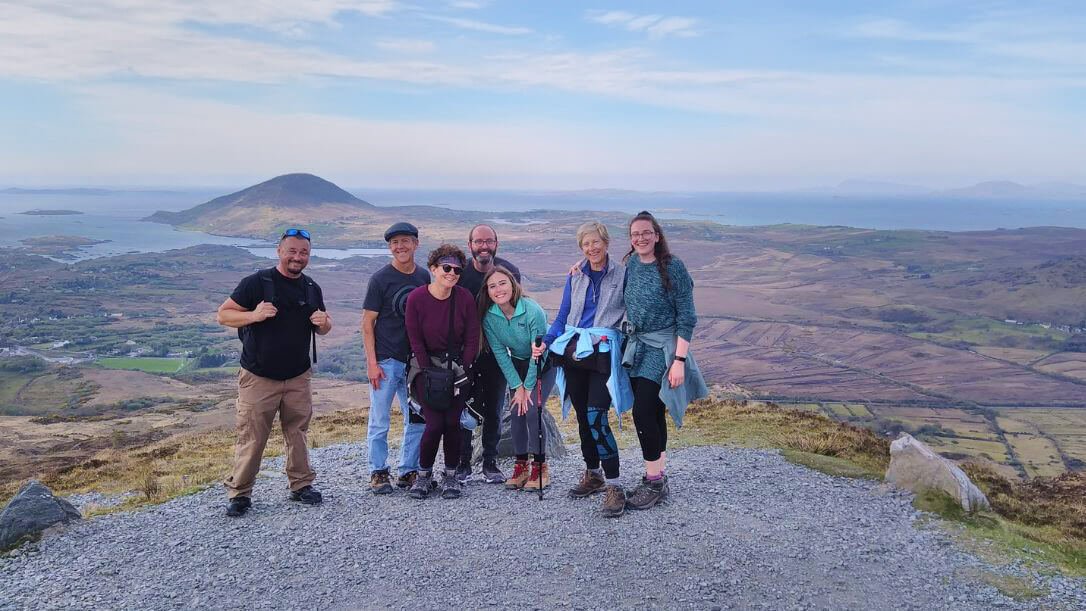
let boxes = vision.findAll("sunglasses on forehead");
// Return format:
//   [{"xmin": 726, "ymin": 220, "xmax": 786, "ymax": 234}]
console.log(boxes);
[
  {"xmin": 441, "ymin": 264, "xmax": 462, "ymax": 275},
  {"xmin": 281, "ymin": 228, "xmax": 311, "ymax": 241}
]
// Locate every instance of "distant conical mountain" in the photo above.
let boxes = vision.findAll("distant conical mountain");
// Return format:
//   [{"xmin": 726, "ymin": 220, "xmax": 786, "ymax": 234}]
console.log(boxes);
[{"xmin": 147, "ymin": 173, "xmax": 372, "ymax": 226}]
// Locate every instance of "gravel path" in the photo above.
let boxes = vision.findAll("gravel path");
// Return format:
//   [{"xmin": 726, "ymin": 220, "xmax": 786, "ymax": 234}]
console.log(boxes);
[{"xmin": 2, "ymin": 443, "xmax": 1084, "ymax": 610}]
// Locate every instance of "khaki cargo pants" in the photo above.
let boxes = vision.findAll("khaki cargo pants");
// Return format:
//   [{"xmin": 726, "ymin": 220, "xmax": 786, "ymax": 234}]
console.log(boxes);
[{"xmin": 224, "ymin": 368, "xmax": 316, "ymax": 499}]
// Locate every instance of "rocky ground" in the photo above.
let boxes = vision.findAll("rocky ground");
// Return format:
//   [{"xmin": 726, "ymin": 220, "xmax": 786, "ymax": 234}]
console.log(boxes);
[{"xmin": 2, "ymin": 443, "xmax": 1085, "ymax": 610}]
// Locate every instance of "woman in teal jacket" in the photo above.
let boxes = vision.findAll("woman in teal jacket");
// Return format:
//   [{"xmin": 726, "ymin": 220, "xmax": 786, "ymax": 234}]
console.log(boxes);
[{"xmin": 478, "ymin": 266, "xmax": 552, "ymax": 491}]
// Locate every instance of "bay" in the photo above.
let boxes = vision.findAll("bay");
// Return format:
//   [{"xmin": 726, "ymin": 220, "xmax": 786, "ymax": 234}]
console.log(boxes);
[{"xmin": 4, "ymin": 188, "xmax": 1086, "ymax": 262}]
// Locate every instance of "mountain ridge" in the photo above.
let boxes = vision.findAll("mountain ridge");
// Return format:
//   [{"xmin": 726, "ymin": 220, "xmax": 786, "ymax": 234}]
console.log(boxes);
[{"xmin": 145, "ymin": 173, "xmax": 373, "ymax": 227}]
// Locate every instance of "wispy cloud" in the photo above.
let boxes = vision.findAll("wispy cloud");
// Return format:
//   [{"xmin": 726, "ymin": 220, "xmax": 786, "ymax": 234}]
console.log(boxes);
[
  {"xmin": 375, "ymin": 38, "xmax": 436, "ymax": 54},
  {"xmin": 447, "ymin": 0, "xmax": 487, "ymax": 9},
  {"xmin": 852, "ymin": 14, "xmax": 1086, "ymax": 70},
  {"xmin": 15, "ymin": 0, "xmax": 401, "ymax": 29},
  {"xmin": 586, "ymin": 10, "xmax": 700, "ymax": 39},
  {"xmin": 0, "ymin": 3, "xmax": 459, "ymax": 84},
  {"xmin": 423, "ymin": 15, "xmax": 532, "ymax": 35}
]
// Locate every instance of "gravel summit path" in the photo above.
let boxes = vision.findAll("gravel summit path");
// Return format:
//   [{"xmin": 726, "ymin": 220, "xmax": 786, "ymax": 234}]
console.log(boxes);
[{"xmin": 2, "ymin": 443, "xmax": 1084, "ymax": 610}]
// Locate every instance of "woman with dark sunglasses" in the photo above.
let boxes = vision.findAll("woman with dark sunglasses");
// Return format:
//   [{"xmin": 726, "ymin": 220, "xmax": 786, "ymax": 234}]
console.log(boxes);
[{"xmin": 404, "ymin": 244, "xmax": 480, "ymax": 499}]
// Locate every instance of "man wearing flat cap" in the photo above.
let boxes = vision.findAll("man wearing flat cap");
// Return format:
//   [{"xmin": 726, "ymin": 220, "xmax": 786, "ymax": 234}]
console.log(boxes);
[{"xmin": 360, "ymin": 222, "xmax": 431, "ymax": 494}]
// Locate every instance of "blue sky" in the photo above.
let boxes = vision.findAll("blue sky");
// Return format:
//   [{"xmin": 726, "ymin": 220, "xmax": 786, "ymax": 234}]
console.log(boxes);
[{"xmin": 1, "ymin": 0, "xmax": 1084, "ymax": 189}]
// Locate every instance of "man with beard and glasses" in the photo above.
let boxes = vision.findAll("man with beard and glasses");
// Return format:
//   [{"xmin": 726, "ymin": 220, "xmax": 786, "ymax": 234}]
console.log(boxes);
[
  {"xmin": 216, "ymin": 228, "xmax": 332, "ymax": 517},
  {"xmin": 361, "ymin": 222, "xmax": 429, "ymax": 494},
  {"xmin": 455, "ymin": 224, "xmax": 522, "ymax": 484}
]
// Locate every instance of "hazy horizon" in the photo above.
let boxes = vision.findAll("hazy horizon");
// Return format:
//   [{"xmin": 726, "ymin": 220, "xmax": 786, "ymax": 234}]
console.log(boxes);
[{"xmin": 4, "ymin": 177, "xmax": 1086, "ymax": 197}]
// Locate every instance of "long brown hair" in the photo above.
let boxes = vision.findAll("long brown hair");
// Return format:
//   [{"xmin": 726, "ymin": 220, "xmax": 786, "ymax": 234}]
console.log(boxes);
[
  {"xmin": 623, "ymin": 210, "xmax": 673, "ymax": 292},
  {"xmin": 475, "ymin": 266, "xmax": 522, "ymax": 351}
]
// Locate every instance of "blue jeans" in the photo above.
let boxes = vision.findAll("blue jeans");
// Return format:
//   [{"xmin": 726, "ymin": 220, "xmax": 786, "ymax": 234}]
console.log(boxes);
[{"xmin": 367, "ymin": 358, "xmax": 424, "ymax": 476}]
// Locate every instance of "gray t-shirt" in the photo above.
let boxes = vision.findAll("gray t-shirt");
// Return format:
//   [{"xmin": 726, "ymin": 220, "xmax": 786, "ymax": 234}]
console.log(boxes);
[{"xmin": 363, "ymin": 263, "xmax": 431, "ymax": 363}]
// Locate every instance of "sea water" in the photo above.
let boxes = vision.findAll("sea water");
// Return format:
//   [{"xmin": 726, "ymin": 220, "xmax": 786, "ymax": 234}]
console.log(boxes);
[{"xmin": 3, "ymin": 189, "xmax": 1085, "ymax": 261}]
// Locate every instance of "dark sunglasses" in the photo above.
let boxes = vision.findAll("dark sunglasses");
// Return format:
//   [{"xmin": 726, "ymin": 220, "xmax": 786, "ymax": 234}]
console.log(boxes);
[
  {"xmin": 441, "ymin": 264, "xmax": 463, "ymax": 275},
  {"xmin": 281, "ymin": 228, "xmax": 311, "ymax": 241}
]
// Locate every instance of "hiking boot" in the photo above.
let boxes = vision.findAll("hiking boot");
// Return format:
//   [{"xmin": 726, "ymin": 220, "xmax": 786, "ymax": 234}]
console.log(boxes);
[
  {"xmin": 455, "ymin": 463, "xmax": 473, "ymax": 484},
  {"xmin": 568, "ymin": 469, "xmax": 606, "ymax": 498},
  {"xmin": 409, "ymin": 472, "xmax": 433, "ymax": 499},
  {"xmin": 625, "ymin": 476, "xmax": 667, "ymax": 510},
  {"xmin": 225, "ymin": 496, "xmax": 251, "ymax": 517},
  {"xmin": 505, "ymin": 460, "xmax": 531, "ymax": 490},
  {"xmin": 369, "ymin": 470, "xmax": 393, "ymax": 495},
  {"xmin": 290, "ymin": 485, "xmax": 323, "ymax": 505},
  {"xmin": 441, "ymin": 472, "xmax": 462, "ymax": 500},
  {"xmin": 482, "ymin": 460, "xmax": 505, "ymax": 484},
  {"xmin": 600, "ymin": 485, "xmax": 626, "ymax": 518},
  {"xmin": 396, "ymin": 471, "xmax": 418, "ymax": 489},
  {"xmin": 522, "ymin": 462, "xmax": 550, "ymax": 491}
]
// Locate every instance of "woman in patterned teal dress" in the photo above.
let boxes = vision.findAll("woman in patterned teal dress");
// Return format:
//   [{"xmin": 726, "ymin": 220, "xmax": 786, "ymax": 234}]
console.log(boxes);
[{"xmin": 621, "ymin": 211, "xmax": 707, "ymax": 510}]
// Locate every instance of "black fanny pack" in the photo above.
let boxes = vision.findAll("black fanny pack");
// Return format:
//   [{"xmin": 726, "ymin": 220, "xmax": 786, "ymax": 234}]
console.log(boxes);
[{"xmin": 554, "ymin": 334, "xmax": 609, "ymax": 374}]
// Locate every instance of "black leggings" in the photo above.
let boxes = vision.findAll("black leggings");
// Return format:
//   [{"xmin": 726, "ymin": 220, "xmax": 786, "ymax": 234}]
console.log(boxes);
[
  {"xmin": 631, "ymin": 377, "xmax": 667, "ymax": 462},
  {"xmin": 564, "ymin": 367, "xmax": 619, "ymax": 479}
]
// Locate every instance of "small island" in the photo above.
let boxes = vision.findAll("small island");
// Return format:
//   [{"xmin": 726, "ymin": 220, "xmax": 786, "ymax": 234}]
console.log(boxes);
[
  {"xmin": 19, "ymin": 209, "xmax": 85, "ymax": 216},
  {"xmin": 20, "ymin": 235, "xmax": 109, "ymax": 258}
]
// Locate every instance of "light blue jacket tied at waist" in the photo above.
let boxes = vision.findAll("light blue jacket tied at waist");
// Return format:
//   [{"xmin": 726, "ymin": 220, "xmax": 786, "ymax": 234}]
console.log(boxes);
[
  {"xmin": 549, "ymin": 325, "xmax": 634, "ymax": 420},
  {"xmin": 621, "ymin": 325, "xmax": 709, "ymax": 428}
]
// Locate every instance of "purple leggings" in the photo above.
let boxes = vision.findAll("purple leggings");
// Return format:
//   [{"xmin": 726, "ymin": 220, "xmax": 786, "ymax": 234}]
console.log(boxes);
[{"xmin": 420, "ymin": 405, "xmax": 464, "ymax": 470}]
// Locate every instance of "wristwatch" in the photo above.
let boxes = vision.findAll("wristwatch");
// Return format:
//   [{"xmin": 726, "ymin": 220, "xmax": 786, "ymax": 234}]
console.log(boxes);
[{"xmin": 674, "ymin": 355, "xmax": 687, "ymax": 364}]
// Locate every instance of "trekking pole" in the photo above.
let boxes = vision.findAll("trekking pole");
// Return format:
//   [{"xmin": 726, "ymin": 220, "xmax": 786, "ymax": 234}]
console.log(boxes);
[{"xmin": 534, "ymin": 335, "xmax": 544, "ymax": 501}]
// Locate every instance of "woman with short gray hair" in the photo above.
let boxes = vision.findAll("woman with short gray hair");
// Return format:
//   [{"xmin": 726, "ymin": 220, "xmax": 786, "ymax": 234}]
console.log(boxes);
[{"xmin": 535, "ymin": 221, "xmax": 633, "ymax": 517}]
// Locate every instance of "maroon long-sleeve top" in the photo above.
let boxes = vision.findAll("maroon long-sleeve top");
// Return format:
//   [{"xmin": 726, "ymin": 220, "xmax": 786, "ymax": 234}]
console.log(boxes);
[{"xmin": 405, "ymin": 284, "xmax": 480, "ymax": 379}]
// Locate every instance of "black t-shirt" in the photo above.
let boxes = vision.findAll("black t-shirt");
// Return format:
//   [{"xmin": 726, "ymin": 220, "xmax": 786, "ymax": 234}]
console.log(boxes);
[
  {"xmin": 459, "ymin": 256, "xmax": 521, "ymax": 298},
  {"xmin": 363, "ymin": 263, "xmax": 430, "ymax": 363},
  {"xmin": 230, "ymin": 268, "xmax": 326, "ymax": 381}
]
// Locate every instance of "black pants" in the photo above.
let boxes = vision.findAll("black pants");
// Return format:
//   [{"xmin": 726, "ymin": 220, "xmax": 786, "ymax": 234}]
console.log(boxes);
[
  {"xmin": 460, "ymin": 350, "xmax": 505, "ymax": 465},
  {"xmin": 564, "ymin": 366, "xmax": 620, "ymax": 479},
  {"xmin": 631, "ymin": 377, "xmax": 667, "ymax": 462}
]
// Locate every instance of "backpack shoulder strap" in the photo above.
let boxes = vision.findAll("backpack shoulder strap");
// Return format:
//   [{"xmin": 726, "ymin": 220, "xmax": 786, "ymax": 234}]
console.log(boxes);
[
  {"xmin": 302, "ymin": 274, "xmax": 320, "ymax": 309},
  {"xmin": 445, "ymin": 288, "xmax": 456, "ymax": 368},
  {"xmin": 259, "ymin": 268, "xmax": 276, "ymax": 304},
  {"xmin": 298, "ymin": 273, "xmax": 319, "ymax": 365}
]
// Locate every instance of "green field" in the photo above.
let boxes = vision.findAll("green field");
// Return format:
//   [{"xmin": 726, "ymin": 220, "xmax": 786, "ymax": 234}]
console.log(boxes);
[
  {"xmin": 97, "ymin": 358, "xmax": 187, "ymax": 373},
  {"xmin": 0, "ymin": 371, "xmax": 32, "ymax": 407},
  {"xmin": 909, "ymin": 316, "xmax": 1067, "ymax": 349},
  {"xmin": 926, "ymin": 436, "xmax": 1011, "ymax": 462}
]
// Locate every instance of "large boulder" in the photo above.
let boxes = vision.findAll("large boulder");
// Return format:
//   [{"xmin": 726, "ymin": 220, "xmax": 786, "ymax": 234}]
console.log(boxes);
[
  {"xmin": 0, "ymin": 481, "xmax": 82, "ymax": 551},
  {"xmin": 471, "ymin": 406, "xmax": 568, "ymax": 463},
  {"xmin": 886, "ymin": 434, "xmax": 990, "ymax": 512}
]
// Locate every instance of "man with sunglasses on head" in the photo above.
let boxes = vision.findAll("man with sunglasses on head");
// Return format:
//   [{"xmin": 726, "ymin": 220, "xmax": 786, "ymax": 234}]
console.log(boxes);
[
  {"xmin": 454, "ymin": 224, "xmax": 521, "ymax": 484},
  {"xmin": 216, "ymin": 228, "xmax": 332, "ymax": 517},
  {"xmin": 361, "ymin": 222, "xmax": 429, "ymax": 494}
]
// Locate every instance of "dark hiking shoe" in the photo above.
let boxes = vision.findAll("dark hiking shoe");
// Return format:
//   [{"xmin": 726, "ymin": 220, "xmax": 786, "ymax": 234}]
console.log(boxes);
[
  {"xmin": 290, "ymin": 485, "xmax": 323, "ymax": 505},
  {"xmin": 568, "ymin": 469, "xmax": 606, "ymax": 498},
  {"xmin": 441, "ymin": 473, "xmax": 463, "ymax": 499},
  {"xmin": 370, "ymin": 470, "xmax": 393, "ymax": 495},
  {"xmin": 625, "ymin": 476, "xmax": 667, "ymax": 510},
  {"xmin": 396, "ymin": 471, "xmax": 418, "ymax": 489},
  {"xmin": 225, "ymin": 496, "xmax": 251, "ymax": 517},
  {"xmin": 455, "ymin": 463, "xmax": 473, "ymax": 484},
  {"xmin": 600, "ymin": 485, "xmax": 626, "ymax": 518},
  {"xmin": 482, "ymin": 460, "xmax": 505, "ymax": 484},
  {"xmin": 409, "ymin": 472, "xmax": 433, "ymax": 499}
]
